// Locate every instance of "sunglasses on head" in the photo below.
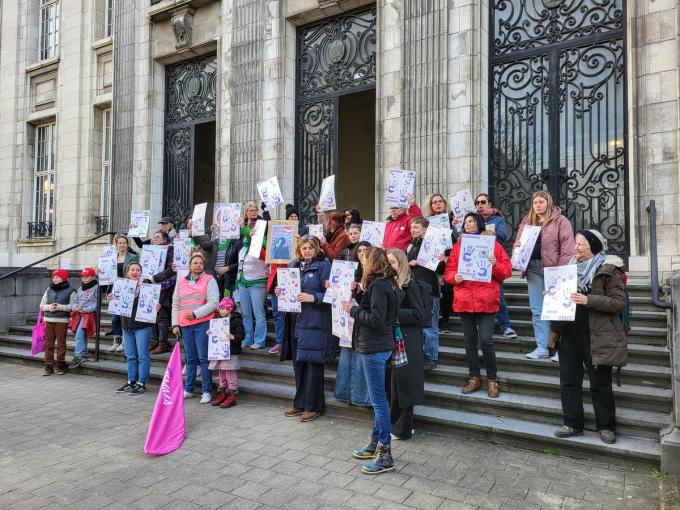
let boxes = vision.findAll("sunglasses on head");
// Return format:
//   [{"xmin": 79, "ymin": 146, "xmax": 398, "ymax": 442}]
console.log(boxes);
[{"xmin": 475, "ymin": 199, "xmax": 488, "ymax": 205}]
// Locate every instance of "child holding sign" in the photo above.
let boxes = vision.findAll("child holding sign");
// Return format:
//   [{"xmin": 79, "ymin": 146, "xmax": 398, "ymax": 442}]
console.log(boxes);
[{"xmin": 209, "ymin": 298, "xmax": 245, "ymax": 408}]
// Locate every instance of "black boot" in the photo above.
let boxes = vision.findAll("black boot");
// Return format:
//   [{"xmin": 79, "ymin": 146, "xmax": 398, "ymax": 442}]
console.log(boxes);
[{"xmin": 43, "ymin": 365, "xmax": 54, "ymax": 377}]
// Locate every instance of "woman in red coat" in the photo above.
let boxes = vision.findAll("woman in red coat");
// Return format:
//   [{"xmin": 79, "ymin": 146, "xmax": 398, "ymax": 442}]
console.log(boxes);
[{"xmin": 444, "ymin": 212, "xmax": 512, "ymax": 398}]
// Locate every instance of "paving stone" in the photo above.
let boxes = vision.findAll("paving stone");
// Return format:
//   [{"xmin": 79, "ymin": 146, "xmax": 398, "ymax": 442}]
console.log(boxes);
[
  {"xmin": 373, "ymin": 484, "xmax": 412, "ymax": 503},
  {"xmin": 231, "ymin": 481, "xmax": 271, "ymax": 500}
]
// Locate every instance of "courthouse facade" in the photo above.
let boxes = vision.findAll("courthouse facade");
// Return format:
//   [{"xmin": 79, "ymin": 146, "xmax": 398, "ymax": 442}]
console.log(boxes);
[{"xmin": 0, "ymin": 0, "xmax": 678, "ymax": 274}]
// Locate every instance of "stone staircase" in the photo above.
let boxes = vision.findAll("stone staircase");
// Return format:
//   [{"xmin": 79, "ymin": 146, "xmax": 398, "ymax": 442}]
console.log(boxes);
[{"xmin": 0, "ymin": 278, "xmax": 671, "ymax": 466}]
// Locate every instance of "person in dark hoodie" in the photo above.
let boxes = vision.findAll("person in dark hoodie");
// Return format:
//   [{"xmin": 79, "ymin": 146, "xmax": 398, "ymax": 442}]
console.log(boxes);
[
  {"xmin": 147, "ymin": 230, "xmax": 176, "ymax": 355},
  {"xmin": 209, "ymin": 297, "xmax": 246, "ymax": 408}
]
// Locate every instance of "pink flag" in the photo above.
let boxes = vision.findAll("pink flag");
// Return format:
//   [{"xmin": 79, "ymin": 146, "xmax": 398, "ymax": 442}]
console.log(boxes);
[{"xmin": 144, "ymin": 343, "xmax": 185, "ymax": 455}]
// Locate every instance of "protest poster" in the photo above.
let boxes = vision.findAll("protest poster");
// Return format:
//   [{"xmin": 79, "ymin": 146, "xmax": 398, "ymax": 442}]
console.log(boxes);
[
  {"xmin": 102, "ymin": 244, "xmax": 116, "ymax": 257},
  {"xmin": 541, "ymin": 265, "xmax": 578, "ymax": 321},
  {"xmin": 135, "ymin": 283, "xmax": 161, "ymax": 323},
  {"xmin": 448, "ymin": 190, "xmax": 476, "ymax": 232},
  {"xmin": 276, "ymin": 268, "xmax": 302, "ymax": 313},
  {"xmin": 128, "ymin": 210, "xmax": 151, "ymax": 237},
  {"xmin": 319, "ymin": 175, "xmax": 337, "ymax": 211},
  {"xmin": 247, "ymin": 220, "xmax": 268, "ymax": 258},
  {"xmin": 416, "ymin": 226, "xmax": 453, "ymax": 271},
  {"xmin": 308, "ymin": 224, "xmax": 324, "ymax": 239},
  {"xmin": 177, "ymin": 229, "xmax": 189, "ymax": 239},
  {"xmin": 60, "ymin": 258, "xmax": 71, "ymax": 270},
  {"xmin": 256, "ymin": 176, "xmax": 284, "ymax": 211},
  {"xmin": 359, "ymin": 220, "xmax": 386, "ymax": 246},
  {"xmin": 173, "ymin": 238, "xmax": 191, "ymax": 270},
  {"xmin": 266, "ymin": 220, "xmax": 298, "ymax": 264},
  {"xmin": 323, "ymin": 260, "xmax": 358, "ymax": 304},
  {"xmin": 458, "ymin": 234, "xmax": 496, "ymax": 283},
  {"xmin": 108, "ymin": 278, "xmax": 138, "ymax": 317},
  {"xmin": 219, "ymin": 203, "xmax": 242, "ymax": 239},
  {"xmin": 208, "ymin": 318, "xmax": 231, "ymax": 361},
  {"xmin": 191, "ymin": 203, "xmax": 208, "ymax": 236},
  {"xmin": 511, "ymin": 225, "xmax": 542, "ymax": 271},
  {"xmin": 327, "ymin": 287, "xmax": 354, "ymax": 346},
  {"xmin": 427, "ymin": 214, "xmax": 451, "ymax": 230},
  {"xmin": 140, "ymin": 245, "xmax": 168, "ymax": 279},
  {"xmin": 97, "ymin": 255, "xmax": 117, "ymax": 286},
  {"xmin": 385, "ymin": 169, "xmax": 416, "ymax": 208}
]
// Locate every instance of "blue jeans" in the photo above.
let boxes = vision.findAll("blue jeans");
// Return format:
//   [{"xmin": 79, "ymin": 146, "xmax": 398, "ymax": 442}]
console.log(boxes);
[
  {"xmin": 362, "ymin": 350, "xmax": 393, "ymax": 445},
  {"xmin": 239, "ymin": 284, "xmax": 267, "ymax": 347},
  {"xmin": 182, "ymin": 321, "xmax": 212, "ymax": 394},
  {"xmin": 122, "ymin": 327, "xmax": 152, "ymax": 384},
  {"xmin": 423, "ymin": 297, "xmax": 440, "ymax": 361},
  {"xmin": 334, "ymin": 348, "xmax": 370, "ymax": 406},
  {"xmin": 74, "ymin": 318, "xmax": 88, "ymax": 358},
  {"xmin": 110, "ymin": 314, "xmax": 122, "ymax": 336},
  {"xmin": 496, "ymin": 283, "xmax": 511, "ymax": 330},
  {"xmin": 526, "ymin": 259, "xmax": 549, "ymax": 350},
  {"xmin": 270, "ymin": 293, "xmax": 285, "ymax": 345}
]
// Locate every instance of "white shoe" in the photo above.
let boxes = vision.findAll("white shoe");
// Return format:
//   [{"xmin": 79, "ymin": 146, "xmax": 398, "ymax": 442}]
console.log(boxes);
[
  {"xmin": 199, "ymin": 392, "xmax": 212, "ymax": 404},
  {"xmin": 183, "ymin": 391, "xmax": 194, "ymax": 399},
  {"xmin": 502, "ymin": 327, "xmax": 518, "ymax": 339},
  {"xmin": 108, "ymin": 337, "xmax": 121, "ymax": 352},
  {"xmin": 390, "ymin": 429, "xmax": 415, "ymax": 440},
  {"xmin": 182, "ymin": 365, "xmax": 186, "ymax": 376},
  {"xmin": 550, "ymin": 352, "xmax": 559, "ymax": 362},
  {"xmin": 115, "ymin": 341, "xmax": 124, "ymax": 352},
  {"xmin": 526, "ymin": 348, "xmax": 550, "ymax": 359}
]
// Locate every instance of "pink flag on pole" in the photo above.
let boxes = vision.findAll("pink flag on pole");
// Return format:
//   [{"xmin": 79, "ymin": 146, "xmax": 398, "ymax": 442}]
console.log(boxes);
[{"xmin": 144, "ymin": 343, "xmax": 185, "ymax": 455}]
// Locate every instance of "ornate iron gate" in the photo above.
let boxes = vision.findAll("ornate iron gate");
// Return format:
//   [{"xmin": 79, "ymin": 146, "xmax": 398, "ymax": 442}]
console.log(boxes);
[
  {"xmin": 163, "ymin": 54, "xmax": 217, "ymax": 227},
  {"xmin": 295, "ymin": 6, "xmax": 376, "ymax": 224},
  {"xmin": 489, "ymin": 0, "xmax": 629, "ymax": 257}
]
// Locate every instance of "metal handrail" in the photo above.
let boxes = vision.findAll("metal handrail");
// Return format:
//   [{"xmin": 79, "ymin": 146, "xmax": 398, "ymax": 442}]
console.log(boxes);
[
  {"xmin": 1, "ymin": 230, "xmax": 117, "ymax": 361},
  {"xmin": 646, "ymin": 200, "xmax": 672, "ymax": 310}
]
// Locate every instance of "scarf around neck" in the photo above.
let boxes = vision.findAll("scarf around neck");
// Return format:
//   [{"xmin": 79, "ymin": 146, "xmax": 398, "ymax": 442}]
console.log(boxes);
[
  {"xmin": 479, "ymin": 208, "xmax": 501, "ymax": 222},
  {"xmin": 50, "ymin": 280, "xmax": 70, "ymax": 292},
  {"xmin": 570, "ymin": 252, "xmax": 606, "ymax": 293}
]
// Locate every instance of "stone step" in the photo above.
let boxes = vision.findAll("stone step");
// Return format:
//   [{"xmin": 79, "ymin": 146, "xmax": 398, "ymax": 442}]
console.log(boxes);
[
  {"xmin": 0, "ymin": 345, "xmax": 661, "ymax": 466},
  {"xmin": 501, "ymin": 304, "xmax": 668, "ymax": 325},
  {"xmin": 502, "ymin": 279, "xmax": 663, "ymax": 300}
]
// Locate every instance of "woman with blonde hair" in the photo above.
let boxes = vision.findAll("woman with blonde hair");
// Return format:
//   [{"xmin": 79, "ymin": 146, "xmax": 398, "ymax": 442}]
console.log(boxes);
[{"xmin": 514, "ymin": 190, "xmax": 575, "ymax": 360}]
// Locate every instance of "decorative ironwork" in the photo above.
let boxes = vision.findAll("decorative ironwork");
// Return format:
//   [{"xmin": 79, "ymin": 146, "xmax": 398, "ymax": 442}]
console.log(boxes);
[
  {"xmin": 27, "ymin": 221, "xmax": 52, "ymax": 239},
  {"xmin": 492, "ymin": 0, "xmax": 624, "ymax": 56},
  {"xmin": 94, "ymin": 216, "xmax": 109, "ymax": 235},
  {"xmin": 489, "ymin": 0, "xmax": 628, "ymax": 257}
]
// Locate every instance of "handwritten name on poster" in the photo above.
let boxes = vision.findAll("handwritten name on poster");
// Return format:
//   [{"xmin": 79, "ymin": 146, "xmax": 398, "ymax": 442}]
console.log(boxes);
[{"xmin": 128, "ymin": 210, "xmax": 151, "ymax": 237}]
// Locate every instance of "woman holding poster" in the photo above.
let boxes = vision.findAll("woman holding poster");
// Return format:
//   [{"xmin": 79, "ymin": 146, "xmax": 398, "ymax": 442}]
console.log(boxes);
[
  {"xmin": 514, "ymin": 191, "xmax": 575, "ymax": 360},
  {"xmin": 147, "ymin": 231, "xmax": 176, "ymax": 355},
  {"xmin": 551, "ymin": 230, "xmax": 626, "ymax": 445},
  {"xmin": 319, "ymin": 210, "xmax": 350, "ymax": 261},
  {"xmin": 105, "ymin": 234, "xmax": 139, "ymax": 353},
  {"xmin": 383, "ymin": 195, "xmax": 423, "ymax": 251},
  {"xmin": 277, "ymin": 236, "xmax": 332, "ymax": 423},
  {"xmin": 444, "ymin": 213, "xmax": 512, "ymax": 398}
]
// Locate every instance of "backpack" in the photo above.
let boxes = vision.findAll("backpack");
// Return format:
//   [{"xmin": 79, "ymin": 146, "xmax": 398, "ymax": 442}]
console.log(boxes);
[
  {"xmin": 604, "ymin": 273, "xmax": 632, "ymax": 335},
  {"xmin": 414, "ymin": 279, "xmax": 433, "ymax": 328}
]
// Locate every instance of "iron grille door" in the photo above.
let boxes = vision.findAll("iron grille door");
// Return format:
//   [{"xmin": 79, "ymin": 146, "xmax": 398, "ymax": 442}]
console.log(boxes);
[{"xmin": 489, "ymin": 0, "xmax": 628, "ymax": 257}]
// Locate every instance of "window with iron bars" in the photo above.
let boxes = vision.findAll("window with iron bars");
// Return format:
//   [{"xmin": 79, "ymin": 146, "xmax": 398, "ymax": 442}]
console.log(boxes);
[
  {"xmin": 39, "ymin": 0, "xmax": 60, "ymax": 60},
  {"xmin": 99, "ymin": 109, "xmax": 112, "ymax": 222},
  {"xmin": 104, "ymin": 0, "xmax": 113, "ymax": 38},
  {"xmin": 32, "ymin": 123, "xmax": 56, "ymax": 237}
]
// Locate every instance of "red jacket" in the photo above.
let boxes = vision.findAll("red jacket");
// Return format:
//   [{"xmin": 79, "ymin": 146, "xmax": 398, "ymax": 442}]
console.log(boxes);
[
  {"xmin": 383, "ymin": 204, "xmax": 423, "ymax": 251},
  {"xmin": 267, "ymin": 263, "xmax": 286, "ymax": 294},
  {"xmin": 444, "ymin": 238, "xmax": 512, "ymax": 313}
]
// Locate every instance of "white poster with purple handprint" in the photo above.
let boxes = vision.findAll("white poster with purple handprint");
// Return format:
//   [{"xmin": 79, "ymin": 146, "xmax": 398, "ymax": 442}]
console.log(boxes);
[
  {"xmin": 359, "ymin": 220, "xmax": 386, "ymax": 246},
  {"xmin": 448, "ymin": 190, "xmax": 476, "ymax": 232},
  {"xmin": 323, "ymin": 260, "xmax": 358, "ymax": 304},
  {"xmin": 102, "ymin": 244, "xmax": 116, "ymax": 257},
  {"xmin": 128, "ymin": 210, "xmax": 151, "ymax": 237},
  {"xmin": 416, "ymin": 226, "xmax": 453, "ymax": 271},
  {"xmin": 219, "ymin": 203, "xmax": 242, "ymax": 239},
  {"xmin": 173, "ymin": 238, "xmax": 191, "ymax": 270},
  {"xmin": 541, "ymin": 265, "xmax": 577, "ymax": 321},
  {"xmin": 385, "ymin": 169, "xmax": 416, "ymax": 208},
  {"xmin": 208, "ymin": 318, "xmax": 231, "ymax": 361},
  {"xmin": 319, "ymin": 175, "xmax": 337, "ymax": 211},
  {"xmin": 135, "ymin": 283, "xmax": 161, "ymax": 324},
  {"xmin": 458, "ymin": 234, "xmax": 496, "ymax": 283},
  {"xmin": 327, "ymin": 287, "xmax": 355, "ymax": 347},
  {"xmin": 140, "ymin": 245, "xmax": 168, "ymax": 279},
  {"xmin": 308, "ymin": 224, "xmax": 324, "ymax": 239},
  {"xmin": 511, "ymin": 225, "xmax": 541, "ymax": 271},
  {"xmin": 426, "ymin": 214, "xmax": 451, "ymax": 230},
  {"xmin": 191, "ymin": 203, "xmax": 208, "ymax": 236},
  {"xmin": 107, "ymin": 278, "xmax": 138, "ymax": 318},
  {"xmin": 277, "ymin": 268, "xmax": 302, "ymax": 313},
  {"xmin": 97, "ymin": 255, "xmax": 117, "ymax": 286},
  {"xmin": 256, "ymin": 176, "xmax": 284, "ymax": 211}
]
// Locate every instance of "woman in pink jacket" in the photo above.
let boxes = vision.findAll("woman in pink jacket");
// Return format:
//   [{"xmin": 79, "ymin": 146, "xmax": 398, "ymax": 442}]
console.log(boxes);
[{"xmin": 514, "ymin": 191, "xmax": 575, "ymax": 360}]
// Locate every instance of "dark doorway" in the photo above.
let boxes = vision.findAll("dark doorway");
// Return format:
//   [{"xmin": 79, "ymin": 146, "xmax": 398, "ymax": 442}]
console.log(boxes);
[
  {"xmin": 338, "ymin": 90, "xmax": 376, "ymax": 220},
  {"xmin": 193, "ymin": 121, "xmax": 216, "ymax": 205}
]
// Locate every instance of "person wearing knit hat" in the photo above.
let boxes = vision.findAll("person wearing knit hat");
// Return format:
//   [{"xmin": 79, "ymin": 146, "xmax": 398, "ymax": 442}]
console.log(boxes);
[
  {"xmin": 39, "ymin": 270, "xmax": 76, "ymax": 375},
  {"xmin": 208, "ymin": 297, "xmax": 245, "ymax": 408},
  {"xmin": 68, "ymin": 268, "xmax": 99, "ymax": 369},
  {"xmin": 283, "ymin": 203, "xmax": 309, "ymax": 237}
]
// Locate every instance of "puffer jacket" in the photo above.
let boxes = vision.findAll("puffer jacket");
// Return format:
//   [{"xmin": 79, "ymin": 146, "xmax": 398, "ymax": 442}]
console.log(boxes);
[
  {"xmin": 444, "ymin": 237, "xmax": 512, "ymax": 313},
  {"xmin": 350, "ymin": 277, "xmax": 401, "ymax": 355},
  {"xmin": 383, "ymin": 204, "xmax": 423, "ymax": 251},
  {"xmin": 514, "ymin": 207, "xmax": 575, "ymax": 267}
]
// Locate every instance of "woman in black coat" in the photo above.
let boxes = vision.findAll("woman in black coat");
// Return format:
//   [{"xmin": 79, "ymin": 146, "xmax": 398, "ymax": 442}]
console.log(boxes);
[
  {"xmin": 386, "ymin": 249, "xmax": 426, "ymax": 440},
  {"xmin": 276, "ymin": 236, "xmax": 332, "ymax": 423}
]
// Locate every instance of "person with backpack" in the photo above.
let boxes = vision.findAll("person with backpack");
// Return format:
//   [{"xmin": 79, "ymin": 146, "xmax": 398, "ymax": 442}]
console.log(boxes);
[
  {"xmin": 551, "ymin": 230, "xmax": 627, "ymax": 445},
  {"xmin": 444, "ymin": 213, "xmax": 512, "ymax": 398},
  {"xmin": 405, "ymin": 217, "xmax": 442, "ymax": 370}
]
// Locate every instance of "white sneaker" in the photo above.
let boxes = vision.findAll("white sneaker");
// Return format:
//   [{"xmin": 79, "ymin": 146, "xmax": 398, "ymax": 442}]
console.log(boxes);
[
  {"xmin": 183, "ymin": 391, "xmax": 194, "ymax": 399},
  {"xmin": 115, "ymin": 340, "xmax": 124, "ymax": 352},
  {"xmin": 390, "ymin": 429, "xmax": 415, "ymax": 441},
  {"xmin": 550, "ymin": 352, "xmax": 559, "ymax": 362},
  {"xmin": 502, "ymin": 327, "xmax": 518, "ymax": 339},
  {"xmin": 199, "ymin": 392, "xmax": 212, "ymax": 404},
  {"xmin": 182, "ymin": 365, "xmax": 186, "ymax": 376},
  {"xmin": 526, "ymin": 348, "xmax": 550, "ymax": 359},
  {"xmin": 108, "ymin": 337, "xmax": 121, "ymax": 352}
]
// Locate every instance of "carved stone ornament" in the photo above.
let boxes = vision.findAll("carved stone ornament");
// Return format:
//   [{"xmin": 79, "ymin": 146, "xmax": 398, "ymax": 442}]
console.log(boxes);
[
  {"xmin": 542, "ymin": 0, "xmax": 564, "ymax": 8},
  {"xmin": 171, "ymin": 9, "xmax": 194, "ymax": 50}
]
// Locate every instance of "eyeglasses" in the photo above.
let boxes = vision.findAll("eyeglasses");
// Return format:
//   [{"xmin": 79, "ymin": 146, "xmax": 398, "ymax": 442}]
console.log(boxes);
[
  {"xmin": 475, "ymin": 200, "xmax": 488, "ymax": 205},
  {"xmin": 431, "ymin": 199, "xmax": 445, "ymax": 205}
]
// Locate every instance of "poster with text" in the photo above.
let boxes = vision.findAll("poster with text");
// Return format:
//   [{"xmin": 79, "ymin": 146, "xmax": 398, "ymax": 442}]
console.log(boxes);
[
  {"xmin": 359, "ymin": 220, "xmax": 386, "ymax": 246},
  {"xmin": 448, "ymin": 190, "xmax": 476, "ymax": 232},
  {"xmin": 426, "ymin": 214, "xmax": 451, "ymax": 230},
  {"xmin": 140, "ymin": 245, "xmax": 168, "ymax": 279},
  {"xmin": 107, "ymin": 278, "xmax": 138, "ymax": 318},
  {"xmin": 97, "ymin": 255, "xmax": 117, "ymax": 286},
  {"xmin": 219, "ymin": 203, "xmax": 242, "ymax": 240},
  {"xmin": 323, "ymin": 260, "xmax": 358, "ymax": 304},
  {"xmin": 173, "ymin": 238, "xmax": 192, "ymax": 270},
  {"xmin": 256, "ymin": 176, "xmax": 284, "ymax": 211},
  {"xmin": 541, "ymin": 265, "xmax": 578, "ymax": 321},
  {"xmin": 458, "ymin": 234, "xmax": 496, "ymax": 283},
  {"xmin": 177, "ymin": 229, "xmax": 189, "ymax": 239},
  {"xmin": 266, "ymin": 221, "xmax": 298, "ymax": 264},
  {"xmin": 308, "ymin": 224, "xmax": 324, "ymax": 239},
  {"xmin": 135, "ymin": 283, "xmax": 161, "ymax": 324},
  {"xmin": 385, "ymin": 169, "xmax": 416, "ymax": 208},
  {"xmin": 102, "ymin": 244, "xmax": 116, "ymax": 257},
  {"xmin": 319, "ymin": 175, "xmax": 337, "ymax": 211},
  {"xmin": 511, "ymin": 225, "xmax": 541, "ymax": 272},
  {"xmin": 277, "ymin": 268, "xmax": 302, "ymax": 313},
  {"xmin": 208, "ymin": 318, "xmax": 231, "ymax": 361},
  {"xmin": 247, "ymin": 220, "xmax": 268, "ymax": 258},
  {"xmin": 416, "ymin": 226, "xmax": 453, "ymax": 271},
  {"xmin": 128, "ymin": 210, "xmax": 151, "ymax": 237},
  {"xmin": 191, "ymin": 203, "xmax": 208, "ymax": 236},
  {"xmin": 327, "ymin": 287, "xmax": 355, "ymax": 347}
]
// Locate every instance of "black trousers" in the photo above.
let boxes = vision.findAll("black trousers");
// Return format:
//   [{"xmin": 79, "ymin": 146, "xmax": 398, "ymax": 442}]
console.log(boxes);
[
  {"xmin": 293, "ymin": 361, "xmax": 325, "ymax": 412},
  {"xmin": 558, "ymin": 333, "xmax": 616, "ymax": 432},
  {"xmin": 440, "ymin": 284, "xmax": 453, "ymax": 323},
  {"xmin": 460, "ymin": 312, "xmax": 497, "ymax": 379},
  {"xmin": 151, "ymin": 305, "xmax": 172, "ymax": 347},
  {"xmin": 390, "ymin": 371, "xmax": 414, "ymax": 439}
]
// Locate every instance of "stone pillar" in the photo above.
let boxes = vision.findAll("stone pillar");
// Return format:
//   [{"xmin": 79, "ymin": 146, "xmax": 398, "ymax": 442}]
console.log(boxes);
[{"xmin": 662, "ymin": 272, "xmax": 680, "ymax": 472}]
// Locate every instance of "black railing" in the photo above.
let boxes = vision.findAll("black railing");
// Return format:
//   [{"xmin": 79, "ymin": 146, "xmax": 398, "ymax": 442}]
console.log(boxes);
[
  {"xmin": 27, "ymin": 221, "xmax": 53, "ymax": 239},
  {"xmin": 646, "ymin": 200, "xmax": 672, "ymax": 310},
  {"xmin": 95, "ymin": 215, "xmax": 109, "ymax": 234}
]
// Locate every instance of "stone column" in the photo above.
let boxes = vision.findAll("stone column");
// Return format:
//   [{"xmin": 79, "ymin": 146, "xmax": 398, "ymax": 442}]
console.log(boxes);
[{"xmin": 662, "ymin": 272, "xmax": 680, "ymax": 472}]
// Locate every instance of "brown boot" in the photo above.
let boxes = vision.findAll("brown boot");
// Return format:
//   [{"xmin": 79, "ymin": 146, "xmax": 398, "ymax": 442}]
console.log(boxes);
[
  {"xmin": 461, "ymin": 376, "xmax": 481, "ymax": 394},
  {"xmin": 487, "ymin": 379, "xmax": 500, "ymax": 398}
]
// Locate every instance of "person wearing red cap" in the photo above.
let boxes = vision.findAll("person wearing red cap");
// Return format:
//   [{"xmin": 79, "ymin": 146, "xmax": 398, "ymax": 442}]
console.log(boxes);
[
  {"xmin": 68, "ymin": 268, "xmax": 99, "ymax": 369},
  {"xmin": 39, "ymin": 270, "xmax": 75, "ymax": 375}
]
